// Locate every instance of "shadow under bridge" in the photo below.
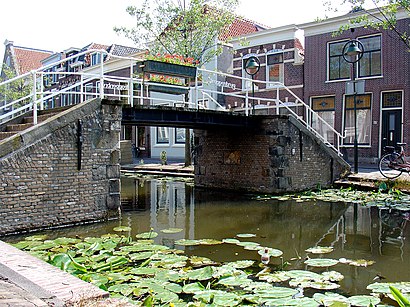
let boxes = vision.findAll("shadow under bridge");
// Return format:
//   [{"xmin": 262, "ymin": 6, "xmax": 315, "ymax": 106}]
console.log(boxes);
[{"xmin": 121, "ymin": 106, "xmax": 259, "ymax": 129}]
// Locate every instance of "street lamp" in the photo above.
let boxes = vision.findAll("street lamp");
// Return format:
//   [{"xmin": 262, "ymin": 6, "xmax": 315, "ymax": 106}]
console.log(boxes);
[
  {"xmin": 342, "ymin": 39, "xmax": 364, "ymax": 173},
  {"xmin": 244, "ymin": 56, "xmax": 260, "ymax": 115}
]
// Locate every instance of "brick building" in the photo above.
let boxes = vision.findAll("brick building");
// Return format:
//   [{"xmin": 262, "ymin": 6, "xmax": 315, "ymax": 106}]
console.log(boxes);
[
  {"xmin": 301, "ymin": 9, "xmax": 409, "ymax": 164},
  {"xmin": 225, "ymin": 8, "xmax": 409, "ymax": 164}
]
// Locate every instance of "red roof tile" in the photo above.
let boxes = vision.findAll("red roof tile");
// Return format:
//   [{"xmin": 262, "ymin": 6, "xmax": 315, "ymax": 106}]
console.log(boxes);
[
  {"xmin": 220, "ymin": 17, "xmax": 268, "ymax": 40},
  {"xmin": 13, "ymin": 47, "xmax": 53, "ymax": 74}
]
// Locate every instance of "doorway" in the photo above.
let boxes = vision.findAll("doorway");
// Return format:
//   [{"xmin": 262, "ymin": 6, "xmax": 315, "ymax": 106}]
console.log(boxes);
[{"xmin": 380, "ymin": 91, "xmax": 403, "ymax": 155}]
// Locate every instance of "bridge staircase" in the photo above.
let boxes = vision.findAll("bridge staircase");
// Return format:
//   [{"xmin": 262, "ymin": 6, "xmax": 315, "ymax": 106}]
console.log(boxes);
[{"xmin": 0, "ymin": 109, "xmax": 67, "ymax": 141}]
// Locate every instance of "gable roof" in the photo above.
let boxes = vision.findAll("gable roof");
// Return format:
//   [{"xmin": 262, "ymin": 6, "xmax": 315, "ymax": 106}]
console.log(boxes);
[
  {"xmin": 11, "ymin": 45, "xmax": 53, "ymax": 75},
  {"xmin": 220, "ymin": 16, "xmax": 269, "ymax": 41}
]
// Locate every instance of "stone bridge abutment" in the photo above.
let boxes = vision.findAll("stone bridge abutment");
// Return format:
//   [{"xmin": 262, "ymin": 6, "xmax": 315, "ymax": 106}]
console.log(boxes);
[
  {"xmin": 0, "ymin": 98, "xmax": 122, "ymax": 235},
  {"xmin": 194, "ymin": 115, "xmax": 349, "ymax": 193}
]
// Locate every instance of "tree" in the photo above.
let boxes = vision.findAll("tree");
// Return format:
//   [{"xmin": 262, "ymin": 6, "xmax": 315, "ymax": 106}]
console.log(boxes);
[
  {"xmin": 0, "ymin": 64, "xmax": 32, "ymax": 114},
  {"xmin": 114, "ymin": 0, "xmax": 240, "ymax": 64},
  {"xmin": 115, "ymin": 0, "xmax": 240, "ymax": 166},
  {"xmin": 324, "ymin": 0, "xmax": 410, "ymax": 49}
]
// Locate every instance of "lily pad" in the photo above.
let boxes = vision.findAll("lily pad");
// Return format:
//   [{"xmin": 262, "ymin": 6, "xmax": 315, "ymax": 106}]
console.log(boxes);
[
  {"xmin": 160, "ymin": 228, "xmax": 183, "ymax": 234},
  {"xmin": 174, "ymin": 239, "xmax": 201, "ymax": 246},
  {"xmin": 236, "ymin": 233, "xmax": 257, "ymax": 238},
  {"xmin": 305, "ymin": 258, "xmax": 339, "ymax": 267},
  {"xmin": 257, "ymin": 247, "xmax": 283, "ymax": 257},
  {"xmin": 348, "ymin": 259, "xmax": 375, "ymax": 267},
  {"xmin": 225, "ymin": 260, "xmax": 255, "ymax": 269},
  {"xmin": 135, "ymin": 231, "xmax": 158, "ymax": 239},
  {"xmin": 255, "ymin": 287, "xmax": 298, "ymax": 299},
  {"xmin": 222, "ymin": 238, "xmax": 241, "ymax": 244},
  {"xmin": 347, "ymin": 295, "xmax": 380, "ymax": 306},
  {"xmin": 258, "ymin": 271, "xmax": 291, "ymax": 283},
  {"xmin": 113, "ymin": 226, "xmax": 132, "ymax": 232},
  {"xmin": 236, "ymin": 241, "xmax": 260, "ymax": 248},
  {"xmin": 305, "ymin": 246, "xmax": 334, "ymax": 254},
  {"xmin": 182, "ymin": 282, "xmax": 205, "ymax": 294},
  {"xmin": 187, "ymin": 266, "xmax": 214, "ymax": 281},
  {"xmin": 199, "ymin": 239, "xmax": 223, "ymax": 245},
  {"xmin": 313, "ymin": 292, "xmax": 349, "ymax": 306}
]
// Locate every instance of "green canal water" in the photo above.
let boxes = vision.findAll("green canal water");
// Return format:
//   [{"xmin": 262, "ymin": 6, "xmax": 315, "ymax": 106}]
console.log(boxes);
[{"xmin": 4, "ymin": 175, "xmax": 410, "ymax": 300}]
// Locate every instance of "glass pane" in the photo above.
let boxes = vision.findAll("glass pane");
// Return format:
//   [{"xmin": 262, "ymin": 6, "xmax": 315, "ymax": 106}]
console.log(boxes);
[
  {"xmin": 329, "ymin": 57, "xmax": 340, "ymax": 80},
  {"xmin": 382, "ymin": 91, "xmax": 402, "ymax": 108},
  {"xmin": 157, "ymin": 127, "xmax": 169, "ymax": 144},
  {"xmin": 371, "ymin": 51, "xmax": 381, "ymax": 75},
  {"xmin": 361, "ymin": 36, "xmax": 381, "ymax": 51},
  {"xmin": 340, "ymin": 61, "xmax": 350, "ymax": 79},
  {"xmin": 175, "ymin": 128, "xmax": 185, "ymax": 144},
  {"xmin": 344, "ymin": 108, "xmax": 371, "ymax": 144},
  {"xmin": 359, "ymin": 53, "xmax": 371, "ymax": 77},
  {"xmin": 329, "ymin": 41, "xmax": 345, "ymax": 56},
  {"xmin": 311, "ymin": 111, "xmax": 335, "ymax": 144},
  {"xmin": 268, "ymin": 64, "xmax": 283, "ymax": 82}
]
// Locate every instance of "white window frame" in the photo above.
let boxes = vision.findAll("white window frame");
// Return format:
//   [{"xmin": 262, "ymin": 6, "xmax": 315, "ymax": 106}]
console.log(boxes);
[
  {"xmin": 157, "ymin": 127, "xmax": 170, "ymax": 144},
  {"xmin": 357, "ymin": 34, "xmax": 382, "ymax": 78},
  {"xmin": 342, "ymin": 93, "xmax": 372, "ymax": 147},
  {"xmin": 266, "ymin": 49, "xmax": 284, "ymax": 87}
]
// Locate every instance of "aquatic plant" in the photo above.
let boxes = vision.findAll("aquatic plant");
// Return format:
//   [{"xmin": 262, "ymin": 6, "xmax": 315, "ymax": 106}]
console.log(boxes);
[{"xmin": 12, "ymin": 228, "xmax": 410, "ymax": 306}]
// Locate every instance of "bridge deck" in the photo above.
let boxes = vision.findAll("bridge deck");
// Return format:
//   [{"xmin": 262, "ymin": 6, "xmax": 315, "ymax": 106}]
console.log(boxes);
[{"xmin": 121, "ymin": 105, "xmax": 259, "ymax": 129}]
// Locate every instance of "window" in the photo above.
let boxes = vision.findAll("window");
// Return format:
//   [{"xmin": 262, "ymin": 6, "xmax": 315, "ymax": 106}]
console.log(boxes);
[
  {"xmin": 311, "ymin": 96, "xmax": 335, "ymax": 144},
  {"xmin": 343, "ymin": 93, "xmax": 372, "ymax": 145},
  {"xmin": 266, "ymin": 51, "xmax": 284, "ymax": 86},
  {"xmin": 157, "ymin": 127, "xmax": 169, "ymax": 144},
  {"xmin": 382, "ymin": 91, "xmax": 402, "ymax": 108},
  {"xmin": 91, "ymin": 53, "xmax": 101, "ymax": 66},
  {"xmin": 328, "ymin": 40, "xmax": 350, "ymax": 81},
  {"xmin": 175, "ymin": 128, "xmax": 185, "ymax": 144},
  {"xmin": 358, "ymin": 35, "xmax": 381, "ymax": 77}
]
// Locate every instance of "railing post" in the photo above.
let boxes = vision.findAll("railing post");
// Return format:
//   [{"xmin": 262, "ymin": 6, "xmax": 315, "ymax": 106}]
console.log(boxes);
[
  {"xmin": 194, "ymin": 74, "xmax": 198, "ymax": 109},
  {"xmin": 245, "ymin": 90, "xmax": 249, "ymax": 116},
  {"xmin": 99, "ymin": 50, "xmax": 104, "ymax": 99},
  {"xmin": 80, "ymin": 74, "xmax": 84, "ymax": 103},
  {"xmin": 32, "ymin": 71, "xmax": 38, "ymax": 125},
  {"xmin": 276, "ymin": 87, "xmax": 280, "ymax": 115},
  {"xmin": 39, "ymin": 72, "xmax": 44, "ymax": 110},
  {"xmin": 129, "ymin": 59, "xmax": 133, "ymax": 107}
]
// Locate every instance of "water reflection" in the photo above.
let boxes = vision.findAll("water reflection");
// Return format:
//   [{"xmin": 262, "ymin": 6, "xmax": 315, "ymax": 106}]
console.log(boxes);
[{"xmin": 4, "ymin": 176, "xmax": 410, "ymax": 296}]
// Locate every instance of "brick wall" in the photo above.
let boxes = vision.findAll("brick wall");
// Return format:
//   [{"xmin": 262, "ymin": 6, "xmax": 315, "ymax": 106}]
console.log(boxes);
[
  {"xmin": 194, "ymin": 115, "xmax": 349, "ymax": 193},
  {"xmin": 304, "ymin": 18, "xmax": 410, "ymax": 162},
  {"xmin": 0, "ymin": 98, "xmax": 121, "ymax": 235}
]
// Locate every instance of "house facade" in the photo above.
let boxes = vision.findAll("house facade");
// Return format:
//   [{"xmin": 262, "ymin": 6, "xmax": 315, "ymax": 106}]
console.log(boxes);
[
  {"xmin": 225, "ymin": 25, "xmax": 305, "ymax": 114},
  {"xmin": 301, "ymin": 9, "xmax": 410, "ymax": 164}
]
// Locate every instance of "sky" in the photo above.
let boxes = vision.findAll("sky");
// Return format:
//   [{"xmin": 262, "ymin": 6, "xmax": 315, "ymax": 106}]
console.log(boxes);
[{"xmin": 0, "ymin": 0, "xmax": 348, "ymax": 61}]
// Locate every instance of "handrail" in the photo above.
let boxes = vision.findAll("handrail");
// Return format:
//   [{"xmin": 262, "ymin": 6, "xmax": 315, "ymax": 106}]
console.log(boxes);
[{"xmin": 0, "ymin": 50, "xmax": 345, "ymax": 156}]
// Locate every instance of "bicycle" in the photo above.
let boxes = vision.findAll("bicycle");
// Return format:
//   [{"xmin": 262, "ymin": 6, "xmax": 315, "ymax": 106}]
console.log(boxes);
[{"xmin": 378, "ymin": 143, "xmax": 410, "ymax": 179}]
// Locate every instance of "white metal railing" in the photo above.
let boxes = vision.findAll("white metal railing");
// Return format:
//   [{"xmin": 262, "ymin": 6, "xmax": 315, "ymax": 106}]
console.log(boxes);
[{"xmin": 0, "ymin": 49, "xmax": 344, "ymax": 156}]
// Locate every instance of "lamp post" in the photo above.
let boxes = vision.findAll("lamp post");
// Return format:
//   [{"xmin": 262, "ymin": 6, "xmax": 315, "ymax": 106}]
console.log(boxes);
[
  {"xmin": 244, "ymin": 56, "xmax": 260, "ymax": 115},
  {"xmin": 343, "ymin": 39, "xmax": 364, "ymax": 173}
]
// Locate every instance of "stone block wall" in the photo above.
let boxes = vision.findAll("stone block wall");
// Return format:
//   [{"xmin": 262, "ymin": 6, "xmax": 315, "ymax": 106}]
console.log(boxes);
[
  {"xmin": 0, "ymin": 98, "xmax": 122, "ymax": 235},
  {"xmin": 194, "ymin": 115, "xmax": 349, "ymax": 194}
]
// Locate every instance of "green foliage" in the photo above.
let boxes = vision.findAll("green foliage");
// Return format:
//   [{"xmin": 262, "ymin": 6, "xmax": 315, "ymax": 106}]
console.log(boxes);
[
  {"xmin": 0, "ymin": 64, "xmax": 33, "ymax": 106},
  {"xmin": 326, "ymin": 0, "xmax": 410, "ymax": 49},
  {"xmin": 390, "ymin": 285, "xmax": 410, "ymax": 307},
  {"xmin": 114, "ymin": 0, "xmax": 239, "ymax": 64}
]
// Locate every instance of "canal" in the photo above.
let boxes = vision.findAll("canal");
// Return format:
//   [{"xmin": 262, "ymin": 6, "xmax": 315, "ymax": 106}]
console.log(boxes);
[{"xmin": 4, "ymin": 175, "xmax": 410, "ymax": 300}]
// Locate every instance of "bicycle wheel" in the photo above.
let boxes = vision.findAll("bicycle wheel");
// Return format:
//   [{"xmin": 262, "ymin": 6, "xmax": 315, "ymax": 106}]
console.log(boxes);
[{"xmin": 378, "ymin": 153, "xmax": 404, "ymax": 179}]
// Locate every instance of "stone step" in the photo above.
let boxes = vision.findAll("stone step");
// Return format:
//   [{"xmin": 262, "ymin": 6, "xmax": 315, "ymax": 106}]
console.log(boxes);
[
  {"xmin": 0, "ymin": 131, "xmax": 17, "ymax": 140},
  {"xmin": 6, "ymin": 122, "xmax": 33, "ymax": 132},
  {"xmin": 23, "ymin": 112, "xmax": 58, "ymax": 124}
]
